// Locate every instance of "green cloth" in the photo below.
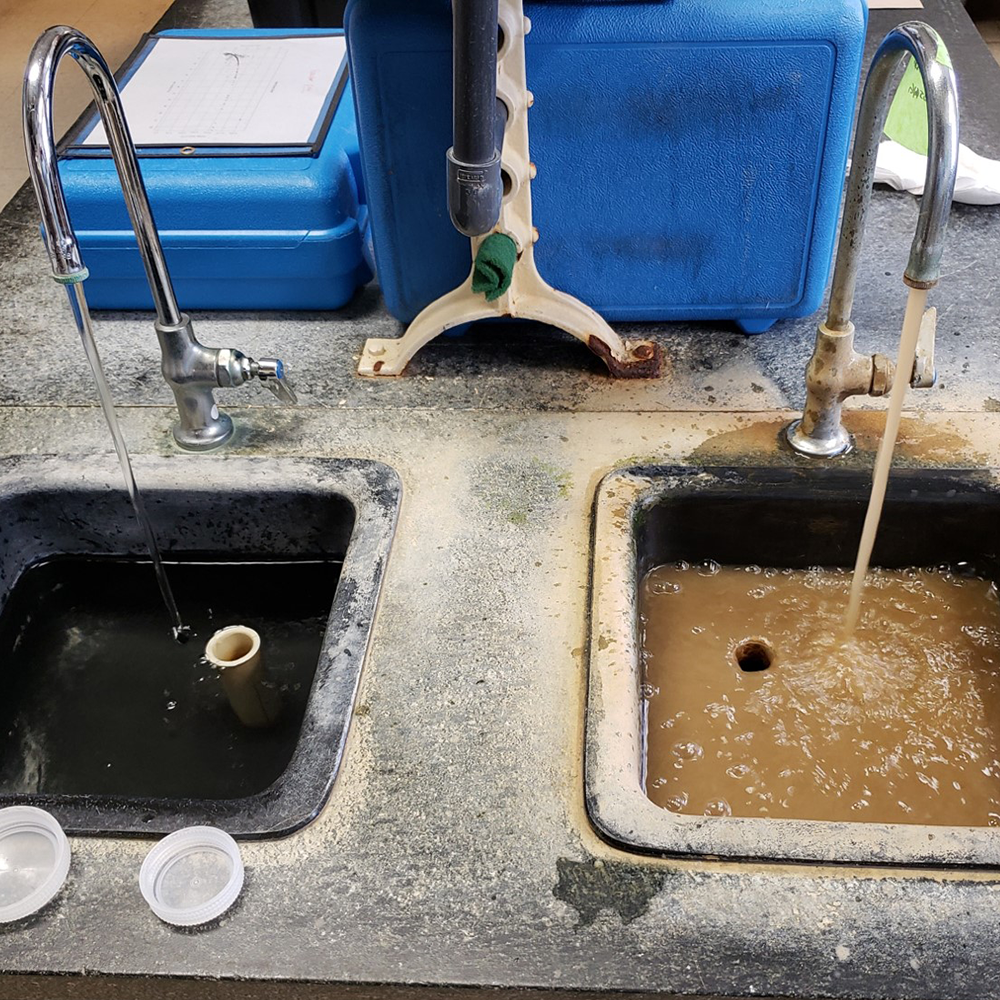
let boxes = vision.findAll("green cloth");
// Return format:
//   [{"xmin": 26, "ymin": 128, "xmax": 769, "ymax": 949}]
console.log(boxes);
[{"xmin": 472, "ymin": 233, "xmax": 518, "ymax": 301}]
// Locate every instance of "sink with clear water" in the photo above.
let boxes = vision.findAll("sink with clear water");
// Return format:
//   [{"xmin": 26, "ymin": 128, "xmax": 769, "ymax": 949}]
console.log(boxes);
[
  {"xmin": 586, "ymin": 465, "xmax": 1000, "ymax": 867},
  {"xmin": 0, "ymin": 456, "xmax": 399, "ymax": 837}
]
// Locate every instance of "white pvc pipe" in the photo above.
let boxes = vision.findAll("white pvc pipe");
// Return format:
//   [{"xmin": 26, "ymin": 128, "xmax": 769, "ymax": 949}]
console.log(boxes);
[{"xmin": 204, "ymin": 625, "xmax": 281, "ymax": 728}]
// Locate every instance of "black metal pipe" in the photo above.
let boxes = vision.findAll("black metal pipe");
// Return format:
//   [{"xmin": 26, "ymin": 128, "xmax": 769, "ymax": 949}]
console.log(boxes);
[{"xmin": 447, "ymin": 0, "xmax": 503, "ymax": 237}]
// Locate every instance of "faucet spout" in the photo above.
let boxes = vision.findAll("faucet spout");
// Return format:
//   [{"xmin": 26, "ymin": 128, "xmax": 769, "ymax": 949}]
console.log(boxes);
[
  {"xmin": 23, "ymin": 25, "xmax": 181, "ymax": 326},
  {"xmin": 787, "ymin": 22, "xmax": 959, "ymax": 458},
  {"xmin": 22, "ymin": 26, "xmax": 296, "ymax": 452}
]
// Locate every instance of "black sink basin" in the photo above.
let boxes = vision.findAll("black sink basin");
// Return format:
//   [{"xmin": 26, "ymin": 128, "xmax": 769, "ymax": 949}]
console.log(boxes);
[
  {"xmin": 0, "ymin": 457, "xmax": 399, "ymax": 838},
  {"xmin": 586, "ymin": 465, "xmax": 1000, "ymax": 867}
]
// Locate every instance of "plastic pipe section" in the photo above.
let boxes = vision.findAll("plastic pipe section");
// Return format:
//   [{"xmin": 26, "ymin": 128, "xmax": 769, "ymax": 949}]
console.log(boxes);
[
  {"xmin": 204, "ymin": 626, "xmax": 281, "ymax": 729},
  {"xmin": 447, "ymin": 0, "xmax": 505, "ymax": 237}
]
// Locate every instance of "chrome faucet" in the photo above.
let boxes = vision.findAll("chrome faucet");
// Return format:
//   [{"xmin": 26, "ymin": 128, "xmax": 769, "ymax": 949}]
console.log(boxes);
[
  {"xmin": 22, "ymin": 25, "xmax": 296, "ymax": 452},
  {"xmin": 786, "ymin": 22, "xmax": 959, "ymax": 458}
]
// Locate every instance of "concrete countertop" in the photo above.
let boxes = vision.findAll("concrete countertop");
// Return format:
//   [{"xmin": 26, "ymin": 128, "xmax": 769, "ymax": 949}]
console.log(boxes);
[{"xmin": 0, "ymin": 1, "xmax": 999, "ymax": 998}]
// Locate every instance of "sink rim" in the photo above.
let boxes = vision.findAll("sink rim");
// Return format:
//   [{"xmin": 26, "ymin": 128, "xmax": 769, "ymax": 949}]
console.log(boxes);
[
  {"xmin": 0, "ymin": 455, "xmax": 401, "ymax": 839},
  {"xmin": 586, "ymin": 464, "xmax": 1000, "ymax": 868}
]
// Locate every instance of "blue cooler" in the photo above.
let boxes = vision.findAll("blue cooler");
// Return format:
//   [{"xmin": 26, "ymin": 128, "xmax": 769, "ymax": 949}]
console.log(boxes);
[
  {"xmin": 346, "ymin": 0, "xmax": 868, "ymax": 333},
  {"xmin": 58, "ymin": 28, "xmax": 371, "ymax": 311}
]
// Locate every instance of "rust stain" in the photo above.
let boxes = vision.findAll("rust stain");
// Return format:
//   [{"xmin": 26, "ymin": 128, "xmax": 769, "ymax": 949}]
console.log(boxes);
[
  {"xmin": 687, "ymin": 417, "xmax": 792, "ymax": 465},
  {"xmin": 687, "ymin": 414, "xmax": 991, "ymax": 468},
  {"xmin": 852, "ymin": 414, "xmax": 990, "ymax": 466},
  {"xmin": 587, "ymin": 336, "xmax": 663, "ymax": 379}
]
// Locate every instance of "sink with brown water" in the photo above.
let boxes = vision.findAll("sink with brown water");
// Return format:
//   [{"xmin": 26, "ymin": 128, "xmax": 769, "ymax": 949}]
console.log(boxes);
[{"xmin": 586, "ymin": 466, "xmax": 1000, "ymax": 866}]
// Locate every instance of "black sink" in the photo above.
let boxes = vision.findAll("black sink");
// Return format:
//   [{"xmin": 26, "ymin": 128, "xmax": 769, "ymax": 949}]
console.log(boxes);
[
  {"xmin": 586, "ymin": 465, "xmax": 1000, "ymax": 867},
  {"xmin": 0, "ymin": 456, "xmax": 399, "ymax": 838}
]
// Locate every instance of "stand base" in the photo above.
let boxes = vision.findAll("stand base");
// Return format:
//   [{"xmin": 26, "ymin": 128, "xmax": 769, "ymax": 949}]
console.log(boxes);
[{"xmin": 359, "ymin": 275, "xmax": 661, "ymax": 379}]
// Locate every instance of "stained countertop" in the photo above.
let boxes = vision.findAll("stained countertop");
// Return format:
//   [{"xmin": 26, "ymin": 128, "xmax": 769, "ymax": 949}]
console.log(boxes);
[{"xmin": 1, "ymin": 1, "xmax": 1000, "ymax": 998}]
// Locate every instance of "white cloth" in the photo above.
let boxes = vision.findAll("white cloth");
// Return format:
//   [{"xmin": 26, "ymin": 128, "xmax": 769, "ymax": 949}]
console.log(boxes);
[{"xmin": 874, "ymin": 139, "xmax": 1000, "ymax": 206}]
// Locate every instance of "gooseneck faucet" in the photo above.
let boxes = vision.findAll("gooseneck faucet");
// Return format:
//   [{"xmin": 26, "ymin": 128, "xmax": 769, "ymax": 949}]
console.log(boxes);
[
  {"xmin": 23, "ymin": 25, "xmax": 296, "ymax": 452},
  {"xmin": 787, "ymin": 22, "xmax": 959, "ymax": 458}
]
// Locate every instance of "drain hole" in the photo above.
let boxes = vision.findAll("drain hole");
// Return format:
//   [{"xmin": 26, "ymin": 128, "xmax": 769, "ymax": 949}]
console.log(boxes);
[
  {"xmin": 735, "ymin": 639, "xmax": 774, "ymax": 673},
  {"xmin": 501, "ymin": 169, "xmax": 513, "ymax": 197}
]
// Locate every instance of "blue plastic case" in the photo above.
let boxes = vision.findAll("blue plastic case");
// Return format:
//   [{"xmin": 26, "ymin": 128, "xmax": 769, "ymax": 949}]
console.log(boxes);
[
  {"xmin": 346, "ymin": 0, "xmax": 868, "ymax": 332},
  {"xmin": 58, "ymin": 28, "xmax": 371, "ymax": 311}
]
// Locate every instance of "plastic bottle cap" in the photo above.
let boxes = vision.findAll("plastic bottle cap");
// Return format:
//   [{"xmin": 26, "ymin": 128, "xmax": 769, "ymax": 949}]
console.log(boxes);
[
  {"xmin": 139, "ymin": 826, "xmax": 244, "ymax": 927},
  {"xmin": 0, "ymin": 806, "xmax": 71, "ymax": 923}
]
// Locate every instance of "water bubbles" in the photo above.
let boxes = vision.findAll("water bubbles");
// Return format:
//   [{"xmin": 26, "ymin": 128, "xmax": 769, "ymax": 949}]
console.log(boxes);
[
  {"xmin": 649, "ymin": 579, "xmax": 681, "ymax": 596},
  {"xmin": 704, "ymin": 798, "xmax": 732, "ymax": 817},
  {"xmin": 672, "ymin": 741, "xmax": 704, "ymax": 762},
  {"xmin": 916, "ymin": 772, "xmax": 939, "ymax": 793},
  {"xmin": 962, "ymin": 624, "xmax": 1000, "ymax": 648},
  {"xmin": 644, "ymin": 560, "xmax": 1000, "ymax": 826},
  {"xmin": 705, "ymin": 699, "xmax": 737, "ymax": 726},
  {"xmin": 673, "ymin": 560, "xmax": 690, "ymax": 572},
  {"xmin": 165, "ymin": 700, "xmax": 177, "ymax": 711},
  {"xmin": 640, "ymin": 682, "xmax": 660, "ymax": 699}
]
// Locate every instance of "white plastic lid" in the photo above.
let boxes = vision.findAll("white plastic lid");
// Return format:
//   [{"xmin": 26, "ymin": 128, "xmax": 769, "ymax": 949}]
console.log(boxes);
[
  {"xmin": 0, "ymin": 806, "xmax": 71, "ymax": 923},
  {"xmin": 139, "ymin": 826, "xmax": 244, "ymax": 927}
]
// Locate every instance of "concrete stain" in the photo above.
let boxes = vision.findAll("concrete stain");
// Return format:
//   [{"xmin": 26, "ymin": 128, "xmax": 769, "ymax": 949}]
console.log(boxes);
[
  {"xmin": 553, "ymin": 857, "xmax": 667, "ymax": 929},
  {"xmin": 469, "ymin": 455, "xmax": 574, "ymax": 526}
]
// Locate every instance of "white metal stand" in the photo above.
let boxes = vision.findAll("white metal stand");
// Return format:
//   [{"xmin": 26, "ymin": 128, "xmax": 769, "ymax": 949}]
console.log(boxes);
[{"xmin": 358, "ymin": 0, "xmax": 661, "ymax": 379}]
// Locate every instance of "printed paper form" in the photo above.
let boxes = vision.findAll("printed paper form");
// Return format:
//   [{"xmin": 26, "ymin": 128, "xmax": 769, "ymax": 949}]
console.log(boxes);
[{"xmin": 83, "ymin": 35, "xmax": 347, "ymax": 146}]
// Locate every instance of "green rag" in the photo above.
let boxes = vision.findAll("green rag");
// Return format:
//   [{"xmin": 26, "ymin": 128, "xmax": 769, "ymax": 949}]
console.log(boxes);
[{"xmin": 472, "ymin": 233, "xmax": 517, "ymax": 301}]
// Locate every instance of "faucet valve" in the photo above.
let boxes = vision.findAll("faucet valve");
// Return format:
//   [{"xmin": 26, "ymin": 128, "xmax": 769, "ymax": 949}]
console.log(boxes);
[
  {"xmin": 252, "ymin": 358, "xmax": 298, "ymax": 404},
  {"xmin": 871, "ymin": 353, "xmax": 894, "ymax": 396},
  {"xmin": 911, "ymin": 306, "xmax": 937, "ymax": 389},
  {"xmin": 215, "ymin": 349, "xmax": 297, "ymax": 404}
]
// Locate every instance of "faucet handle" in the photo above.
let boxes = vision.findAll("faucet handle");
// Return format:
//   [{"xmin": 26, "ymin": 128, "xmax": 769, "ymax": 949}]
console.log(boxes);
[
  {"xmin": 253, "ymin": 358, "xmax": 298, "ymax": 405},
  {"xmin": 911, "ymin": 307, "xmax": 937, "ymax": 389}
]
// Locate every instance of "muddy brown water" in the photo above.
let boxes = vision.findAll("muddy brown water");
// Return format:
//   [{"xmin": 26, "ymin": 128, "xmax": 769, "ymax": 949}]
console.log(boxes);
[{"xmin": 641, "ymin": 563, "xmax": 1000, "ymax": 826}]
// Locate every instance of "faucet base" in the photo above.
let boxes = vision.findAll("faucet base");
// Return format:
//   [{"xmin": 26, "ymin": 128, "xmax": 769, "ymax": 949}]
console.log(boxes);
[
  {"xmin": 172, "ymin": 412, "xmax": 234, "ymax": 452},
  {"xmin": 785, "ymin": 418, "xmax": 853, "ymax": 459}
]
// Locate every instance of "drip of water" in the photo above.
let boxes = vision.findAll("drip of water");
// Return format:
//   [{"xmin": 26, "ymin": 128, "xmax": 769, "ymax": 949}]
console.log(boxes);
[
  {"xmin": 66, "ymin": 283, "xmax": 189, "ymax": 641},
  {"xmin": 843, "ymin": 286, "xmax": 929, "ymax": 637}
]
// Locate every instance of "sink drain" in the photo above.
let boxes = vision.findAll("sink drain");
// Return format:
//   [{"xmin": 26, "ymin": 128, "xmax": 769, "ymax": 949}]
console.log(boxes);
[{"xmin": 734, "ymin": 639, "xmax": 775, "ymax": 673}]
